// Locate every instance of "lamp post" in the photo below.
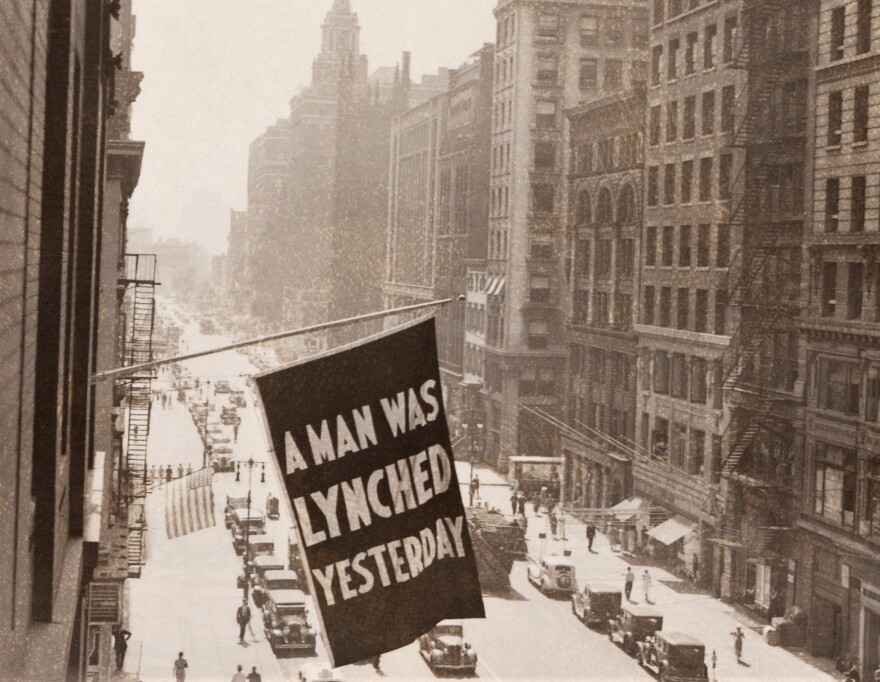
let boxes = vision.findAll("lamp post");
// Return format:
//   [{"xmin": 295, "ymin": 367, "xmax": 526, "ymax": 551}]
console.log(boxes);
[
  {"xmin": 202, "ymin": 380, "xmax": 211, "ymax": 467},
  {"xmin": 240, "ymin": 457, "xmax": 257, "ymax": 601},
  {"xmin": 461, "ymin": 420, "xmax": 483, "ymax": 483}
]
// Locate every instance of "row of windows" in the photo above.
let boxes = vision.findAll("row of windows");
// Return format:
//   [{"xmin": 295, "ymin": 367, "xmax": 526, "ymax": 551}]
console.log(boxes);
[
  {"xmin": 535, "ymin": 53, "xmax": 647, "ymax": 91},
  {"xmin": 495, "ymin": 54, "xmax": 515, "ymax": 89},
  {"xmin": 818, "ymin": 260, "xmax": 880, "ymax": 322},
  {"xmin": 643, "ymin": 285, "xmax": 727, "ymax": 335},
  {"xmin": 573, "ymin": 186, "xmax": 638, "ymax": 227},
  {"xmin": 645, "ymin": 224, "xmax": 728, "ymax": 269},
  {"xmin": 647, "ymin": 154, "xmax": 732, "ymax": 206},
  {"xmin": 828, "ymin": 1, "xmax": 873, "ymax": 62},
  {"xmin": 576, "ymin": 398, "xmax": 635, "ymax": 444},
  {"xmin": 823, "ymin": 176, "xmax": 873, "ymax": 233},
  {"xmin": 573, "ymin": 238, "xmax": 635, "ymax": 279},
  {"xmin": 493, "ymin": 98, "xmax": 513, "ymax": 131},
  {"xmin": 649, "ymin": 86, "xmax": 734, "ymax": 145},
  {"xmin": 573, "ymin": 133, "xmax": 641, "ymax": 176},
  {"xmin": 570, "ymin": 289, "xmax": 633, "ymax": 331},
  {"xmin": 570, "ymin": 345, "xmax": 636, "ymax": 392},
  {"xmin": 534, "ymin": 10, "xmax": 648, "ymax": 49},
  {"xmin": 826, "ymin": 86, "xmax": 871, "ymax": 147},
  {"xmin": 648, "ymin": 414, "xmax": 716, "ymax": 479},
  {"xmin": 650, "ymin": 16, "xmax": 737, "ymax": 84}
]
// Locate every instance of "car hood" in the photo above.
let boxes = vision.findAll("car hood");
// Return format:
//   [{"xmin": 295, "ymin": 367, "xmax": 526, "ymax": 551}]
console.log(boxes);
[{"xmin": 437, "ymin": 636, "xmax": 463, "ymax": 647}]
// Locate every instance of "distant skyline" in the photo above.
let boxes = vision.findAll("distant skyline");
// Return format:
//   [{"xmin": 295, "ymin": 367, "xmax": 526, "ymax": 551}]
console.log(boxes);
[{"xmin": 128, "ymin": 0, "xmax": 496, "ymax": 255}]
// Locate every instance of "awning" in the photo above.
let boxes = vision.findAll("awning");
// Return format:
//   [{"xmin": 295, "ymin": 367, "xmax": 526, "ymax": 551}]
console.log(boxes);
[
  {"xmin": 609, "ymin": 496, "xmax": 649, "ymax": 522},
  {"xmin": 483, "ymin": 276, "xmax": 498, "ymax": 295},
  {"xmin": 647, "ymin": 515, "xmax": 695, "ymax": 545},
  {"xmin": 495, "ymin": 277, "xmax": 505, "ymax": 296}
]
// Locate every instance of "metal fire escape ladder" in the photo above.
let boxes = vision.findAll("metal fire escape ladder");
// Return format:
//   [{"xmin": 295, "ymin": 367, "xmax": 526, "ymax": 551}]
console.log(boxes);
[{"xmin": 119, "ymin": 254, "xmax": 157, "ymax": 577}]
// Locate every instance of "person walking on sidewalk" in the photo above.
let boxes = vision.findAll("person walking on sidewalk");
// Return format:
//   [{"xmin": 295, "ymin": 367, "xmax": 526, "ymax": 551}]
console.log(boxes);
[
  {"xmin": 165, "ymin": 465, "xmax": 173, "ymax": 483},
  {"xmin": 586, "ymin": 523, "xmax": 596, "ymax": 552},
  {"xmin": 473, "ymin": 475, "xmax": 481, "ymax": 500},
  {"xmin": 113, "ymin": 626, "xmax": 131, "ymax": 671},
  {"xmin": 246, "ymin": 666, "xmax": 262, "ymax": 682},
  {"xmin": 510, "ymin": 491, "xmax": 518, "ymax": 515},
  {"xmin": 731, "ymin": 626, "xmax": 745, "ymax": 662},
  {"xmin": 642, "ymin": 570, "xmax": 652, "ymax": 603},
  {"xmin": 468, "ymin": 480, "xmax": 476, "ymax": 507},
  {"xmin": 172, "ymin": 652, "xmax": 188, "ymax": 681},
  {"xmin": 624, "ymin": 567, "xmax": 635, "ymax": 601},
  {"xmin": 236, "ymin": 600, "xmax": 251, "ymax": 642},
  {"xmin": 231, "ymin": 665, "xmax": 246, "ymax": 682}
]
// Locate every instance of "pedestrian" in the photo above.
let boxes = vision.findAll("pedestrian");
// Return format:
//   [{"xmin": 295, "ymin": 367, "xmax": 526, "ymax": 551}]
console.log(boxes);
[
  {"xmin": 473, "ymin": 475, "xmax": 480, "ymax": 499},
  {"xmin": 692, "ymin": 553, "xmax": 700, "ymax": 584},
  {"xmin": 510, "ymin": 491, "xmax": 518, "ymax": 515},
  {"xmin": 517, "ymin": 492, "xmax": 526, "ymax": 515},
  {"xmin": 624, "ymin": 566, "xmax": 635, "ymax": 601},
  {"xmin": 586, "ymin": 523, "xmax": 596, "ymax": 552},
  {"xmin": 549, "ymin": 511, "xmax": 558, "ymax": 538},
  {"xmin": 546, "ymin": 496, "xmax": 557, "ymax": 515},
  {"xmin": 246, "ymin": 666, "xmax": 262, "ymax": 682},
  {"xmin": 532, "ymin": 492, "xmax": 541, "ymax": 515},
  {"xmin": 731, "ymin": 626, "xmax": 745, "ymax": 662},
  {"xmin": 468, "ymin": 479, "xmax": 476, "ymax": 507},
  {"xmin": 165, "ymin": 465, "xmax": 173, "ymax": 483},
  {"xmin": 172, "ymin": 652, "xmax": 188, "ymax": 681},
  {"xmin": 186, "ymin": 464, "xmax": 193, "ymax": 476},
  {"xmin": 113, "ymin": 626, "xmax": 131, "ymax": 671},
  {"xmin": 231, "ymin": 665, "xmax": 246, "ymax": 682},
  {"xmin": 642, "ymin": 570, "xmax": 652, "ymax": 603},
  {"xmin": 236, "ymin": 600, "xmax": 251, "ymax": 642},
  {"xmin": 233, "ymin": 423, "xmax": 239, "ymax": 442},
  {"xmin": 177, "ymin": 463, "xmax": 184, "ymax": 479}
]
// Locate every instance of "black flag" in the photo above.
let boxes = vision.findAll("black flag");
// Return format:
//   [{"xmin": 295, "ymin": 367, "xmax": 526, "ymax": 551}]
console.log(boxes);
[{"xmin": 255, "ymin": 318, "xmax": 484, "ymax": 667}]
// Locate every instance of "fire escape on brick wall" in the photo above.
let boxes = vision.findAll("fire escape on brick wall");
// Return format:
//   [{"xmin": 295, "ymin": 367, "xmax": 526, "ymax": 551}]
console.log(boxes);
[
  {"xmin": 710, "ymin": 0, "xmax": 810, "ymax": 605},
  {"xmin": 118, "ymin": 253, "xmax": 158, "ymax": 578}
]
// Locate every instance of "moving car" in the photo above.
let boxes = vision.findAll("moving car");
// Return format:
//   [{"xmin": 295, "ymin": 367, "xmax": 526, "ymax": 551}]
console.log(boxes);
[
  {"xmin": 527, "ymin": 555, "xmax": 578, "ymax": 596},
  {"xmin": 418, "ymin": 620, "xmax": 478, "ymax": 676},
  {"xmin": 572, "ymin": 583, "xmax": 621, "ymax": 630},
  {"xmin": 250, "ymin": 557, "xmax": 286, "ymax": 607},
  {"xmin": 211, "ymin": 446, "xmax": 235, "ymax": 472},
  {"xmin": 636, "ymin": 632, "xmax": 708, "ymax": 682},
  {"xmin": 262, "ymin": 589, "xmax": 317, "ymax": 656},
  {"xmin": 609, "ymin": 604, "xmax": 664, "ymax": 655}
]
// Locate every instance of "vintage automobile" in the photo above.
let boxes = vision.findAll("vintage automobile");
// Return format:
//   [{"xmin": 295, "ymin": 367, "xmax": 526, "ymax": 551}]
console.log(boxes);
[
  {"xmin": 231, "ymin": 510, "xmax": 267, "ymax": 552},
  {"xmin": 609, "ymin": 604, "xmax": 664, "ymax": 655},
  {"xmin": 298, "ymin": 661, "xmax": 344, "ymax": 682},
  {"xmin": 224, "ymin": 496, "xmax": 249, "ymax": 528},
  {"xmin": 418, "ymin": 620, "xmax": 478, "ymax": 676},
  {"xmin": 288, "ymin": 532, "xmax": 308, "ymax": 592},
  {"xmin": 636, "ymin": 632, "xmax": 709, "ymax": 682},
  {"xmin": 266, "ymin": 493, "xmax": 280, "ymax": 520},
  {"xmin": 220, "ymin": 406, "xmax": 238, "ymax": 425},
  {"xmin": 527, "ymin": 555, "xmax": 578, "ymax": 596},
  {"xmin": 250, "ymin": 557, "xmax": 286, "ymax": 607},
  {"xmin": 240, "ymin": 533, "xmax": 274, "ymax": 560},
  {"xmin": 214, "ymin": 379, "xmax": 231, "ymax": 393},
  {"xmin": 263, "ymin": 589, "xmax": 317, "ymax": 656},
  {"xmin": 211, "ymin": 446, "xmax": 235, "ymax": 472},
  {"xmin": 230, "ymin": 390, "xmax": 247, "ymax": 408},
  {"xmin": 572, "ymin": 583, "xmax": 621, "ymax": 630}
]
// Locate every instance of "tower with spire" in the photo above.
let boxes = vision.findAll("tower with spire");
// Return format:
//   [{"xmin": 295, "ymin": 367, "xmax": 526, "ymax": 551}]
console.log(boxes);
[{"xmin": 312, "ymin": 0, "xmax": 365, "ymax": 87}]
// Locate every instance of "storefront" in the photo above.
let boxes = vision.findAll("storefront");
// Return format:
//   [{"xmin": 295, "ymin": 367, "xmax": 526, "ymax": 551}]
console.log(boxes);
[
  {"xmin": 559, "ymin": 432, "xmax": 631, "ymax": 510},
  {"xmin": 861, "ymin": 583, "xmax": 880, "ymax": 680}
]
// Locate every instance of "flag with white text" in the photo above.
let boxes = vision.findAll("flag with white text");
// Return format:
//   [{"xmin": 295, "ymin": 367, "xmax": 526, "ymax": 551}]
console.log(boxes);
[
  {"xmin": 255, "ymin": 318, "xmax": 484, "ymax": 667},
  {"xmin": 164, "ymin": 468, "xmax": 216, "ymax": 539}
]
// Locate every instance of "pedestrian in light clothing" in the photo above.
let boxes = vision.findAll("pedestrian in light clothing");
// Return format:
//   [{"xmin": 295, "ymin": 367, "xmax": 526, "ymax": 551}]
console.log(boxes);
[
  {"xmin": 624, "ymin": 567, "xmax": 635, "ymax": 601},
  {"xmin": 246, "ymin": 666, "xmax": 262, "ymax": 682},
  {"xmin": 642, "ymin": 570, "xmax": 652, "ymax": 603},
  {"xmin": 586, "ymin": 523, "xmax": 596, "ymax": 552},
  {"xmin": 173, "ymin": 652, "xmax": 188, "ymax": 681},
  {"xmin": 236, "ymin": 601, "xmax": 251, "ymax": 642},
  {"xmin": 231, "ymin": 665, "xmax": 246, "ymax": 682}
]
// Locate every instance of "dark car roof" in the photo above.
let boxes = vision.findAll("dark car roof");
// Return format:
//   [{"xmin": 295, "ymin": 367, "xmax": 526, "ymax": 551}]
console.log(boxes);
[
  {"xmin": 623, "ymin": 604, "xmax": 663, "ymax": 617},
  {"xmin": 659, "ymin": 632, "xmax": 705, "ymax": 647}
]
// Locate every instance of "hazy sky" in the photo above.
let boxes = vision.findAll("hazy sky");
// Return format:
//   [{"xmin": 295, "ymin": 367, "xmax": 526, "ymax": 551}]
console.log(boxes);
[{"xmin": 128, "ymin": 0, "xmax": 496, "ymax": 255}]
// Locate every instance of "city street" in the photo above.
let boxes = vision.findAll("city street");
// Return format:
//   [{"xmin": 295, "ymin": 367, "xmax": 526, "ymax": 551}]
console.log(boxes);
[{"xmin": 123, "ymin": 299, "xmax": 838, "ymax": 682}]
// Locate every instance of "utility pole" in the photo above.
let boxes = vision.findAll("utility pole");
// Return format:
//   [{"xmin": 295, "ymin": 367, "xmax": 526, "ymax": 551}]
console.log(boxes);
[{"xmin": 241, "ymin": 457, "xmax": 257, "ymax": 601}]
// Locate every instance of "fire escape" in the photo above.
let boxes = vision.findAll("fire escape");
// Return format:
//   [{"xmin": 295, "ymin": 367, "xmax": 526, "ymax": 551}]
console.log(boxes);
[
  {"xmin": 119, "ymin": 253, "xmax": 157, "ymax": 577},
  {"xmin": 714, "ymin": 0, "xmax": 809, "ymax": 555}
]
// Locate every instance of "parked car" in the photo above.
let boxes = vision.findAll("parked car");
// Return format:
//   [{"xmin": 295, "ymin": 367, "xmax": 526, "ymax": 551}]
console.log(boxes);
[
  {"xmin": 231, "ymin": 510, "xmax": 266, "ymax": 552},
  {"xmin": 609, "ymin": 604, "xmax": 664, "ymax": 655},
  {"xmin": 250, "ymin": 556, "xmax": 286, "ymax": 607},
  {"xmin": 230, "ymin": 390, "xmax": 247, "ymax": 407},
  {"xmin": 224, "ymin": 496, "xmax": 249, "ymax": 528},
  {"xmin": 572, "ymin": 583, "xmax": 621, "ymax": 630},
  {"xmin": 262, "ymin": 589, "xmax": 316, "ymax": 656},
  {"xmin": 527, "ymin": 555, "xmax": 578, "ymax": 596},
  {"xmin": 241, "ymin": 533, "xmax": 275, "ymax": 561},
  {"xmin": 221, "ymin": 406, "xmax": 238, "ymax": 425},
  {"xmin": 214, "ymin": 379, "xmax": 231, "ymax": 393},
  {"xmin": 636, "ymin": 632, "xmax": 708, "ymax": 682},
  {"xmin": 212, "ymin": 446, "xmax": 235, "ymax": 472},
  {"xmin": 418, "ymin": 620, "xmax": 478, "ymax": 676},
  {"xmin": 288, "ymin": 531, "xmax": 308, "ymax": 592},
  {"xmin": 298, "ymin": 661, "xmax": 343, "ymax": 682}
]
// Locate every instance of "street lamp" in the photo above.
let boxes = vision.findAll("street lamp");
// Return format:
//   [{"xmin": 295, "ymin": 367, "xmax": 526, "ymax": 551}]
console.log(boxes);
[
  {"xmin": 461, "ymin": 421, "xmax": 484, "ymax": 482},
  {"xmin": 202, "ymin": 380, "xmax": 211, "ymax": 467},
  {"xmin": 240, "ymin": 457, "xmax": 257, "ymax": 601}
]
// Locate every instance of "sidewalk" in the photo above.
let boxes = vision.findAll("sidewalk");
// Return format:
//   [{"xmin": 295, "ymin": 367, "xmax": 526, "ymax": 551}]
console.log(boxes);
[{"xmin": 456, "ymin": 461, "xmax": 837, "ymax": 682}]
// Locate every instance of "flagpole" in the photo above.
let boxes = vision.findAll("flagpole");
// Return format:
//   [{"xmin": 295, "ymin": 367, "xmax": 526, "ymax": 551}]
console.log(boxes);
[{"xmin": 91, "ymin": 297, "xmax": 458, "ymax": 383}]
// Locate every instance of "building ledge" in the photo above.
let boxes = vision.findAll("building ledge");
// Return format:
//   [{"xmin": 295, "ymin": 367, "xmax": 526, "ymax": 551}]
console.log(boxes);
[{"xmin": 635, "ymin": 324, "xmax": 731, "ymax": 348}]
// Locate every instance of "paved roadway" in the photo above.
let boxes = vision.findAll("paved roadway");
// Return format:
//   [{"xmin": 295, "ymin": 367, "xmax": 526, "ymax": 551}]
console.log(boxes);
[{"xmin": 128, "ymin": 298, "xmax": 835, "ymax": 681}]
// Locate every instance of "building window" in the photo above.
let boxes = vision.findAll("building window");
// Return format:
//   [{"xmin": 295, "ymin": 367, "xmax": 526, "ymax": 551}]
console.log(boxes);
[
  {"xmin": 857, "ymin": 0, "xmax": 872, "ymax": 54},
  {"xmin": 678, "ymin": 225, "xmax": 692, "ymax": 267},
  {"xmin": 655, "ymin": 351, "xmax": 669, "ymax": 394},
  {"xmin": 822, "ymin": 261, "xmax": 837, "ymax": 316},
  {"xmin": 580, "ymin": 58, "xmax": 598, "ymax": 88},
  {"xmin": 648, "ymin": 166, "xmax": 659, "ymax": 206},
  {"xmin": 532, "ymin": 184, "xmax": 555, "ymax": 213},
  {"xmin": 594, "ymin": 291, "xmax": 609, "ymax": 326},
  {"xmin": 633, "ymin": 19, "xmax": 649, "ymax": 49},
  {"xmin": 867, "ymin": 366, "xmax": 880, "ymax": 422},
  {"xmin": 716, "ymin": 224, "xmax": 730, "ymax": 267},
  {"xmin": 659, "ymin": 286, "xmax": 672, "ymax": 326},
  {"xmin": 597, "ymin": 239, "xmax": 612, "ymax": 277},
  {"xmin": 537, "ymin": 12, "xmax": 559, "ymax": 39},
  {"xmin": 782, "ymin": 80, "xmax": 807, "ymax": 135},
  {"xmin": 527, "ymin": 320, "xmax": 549, "ymax": 349},
  {"xmin": 651, "ymin": 45, "xmax": 663, "ymax": 85},
  {"xmin": 831, "ymin": 7, "xmax": 845, "ymax": 61},
  {"xmin": 702, "ymin": 90, "xmax": 715, "ymax": 135},
  {"xmin": 632, "ymin": 59, "xmax": 648, "ymax": 85},
  {"xmin": 697, "ymin": 224, "xmax": 710, "ymax": 266},
  {"xmin": 721, "ymin": 85, "xmax": 735, "ymax": 133},
  {"xmin": 681, "ymin": 160, "xmax": 693, "ymax": 203},
  {"xmin": 848, "ymin": 262, "xmax": 864, "ymax": 319},
  {"xmin": 695, "ymin": 290, "xmax": 708, "ymax": 332},
  {"xmin": 652, "ymin": 417, "xmax": 669, "ymax": 461},
  {"xmin": 536, "ymin": 54, "xmax": 558, "ymax": 83},
  {"xmin": 852, "ymin": 176, "xmax": 866, "ymax": 233},
  {"xmin": 825, "ymin": 178, "xmax": 840, "ymax": 232},
  {"xmin": 689, "ymin": 429, "xmax": 705, "ymax": 475},
  {"xmin": 819, "ymin": 357, "xmax": 860, "ymax": 415},
  {"xmin": 606, "ymin": 21, "xmax": 623, "ymax": 48},
  {"xmin": 645, "ymin": 227, "xmax": 658, "ymax": 268},
  {"xmin": 812, "ymin": 444, "xmax": 857, "ymax": 528},
  {"xmin": 671, "ymin": 353, "xmax": 688, "ymax": 400},
  {"xmin": 530, "ymin": 275, "xmax": 551, "ymax": 303},
  {"xmin": 664, "ymin": 163, "xmax": 676, "ymax": 204},
  {"xmin": 536, "ymin": 99, "xmax": 558, "ymax": 128},
  {"xmin": 683, "ymin": 95, "xmax": 696, "ymax": 139},
  {"xmin": 854, "ymin": 85, "xmax": 869, "ymax": 143},
  {"xmin": 671, "ymin": 422, "xmax": 687, "ymax": 469},
  {"xmin": 662, "ymin": 225, "xmax": 674, "ymax": 266},
  {"xmin": 723, "ymin": 16, "xmax": 738, "ymax": 63},
  {"xmin": 669, "ymin": 0, "xmax": 683, "ymax": 18},
  {"xmin": 719, "ymin": 153, "xmax": 732, "ymax": 201},
  {"xmin": 580, "ymin": 15, "xmax": 598, "ymax": 46},
  {"xmin": 668, "ymin": 38, "xmax": 680, "ymax": 80},
  {"xmin": 676, "ymin": 289, "xmax": 689, "ymax": 330},
  {"xmin": 618, "ymin": 238, "xmax": 635, "ymax": 276},
  {"xmin": 653, "ymin": 0, "xmax": 664, "ymax": 25},
  {"xmin": 714, "ymin": 289, "xmax": 728, "ymax": 334},
  {"xmin": 650, "ymin": 105, "xmax": 661, "ymax": 146},
  {"xmin": 868, "ymin": 474, "xmax": 880, "ymax": 537},
  {"xmin": 534, "ymin": 141, "xmax": 556, "ymax": 170},
  {"xmin": 666, "ymin": 99, "xmax": 678, "ymax": 142},
  {"xmin": 828, "ymin": 91, "xmax": 843, "ymax": 146},
  {"xmin": 704, "ymin": 24, "xmax": 717, "ymax": 69},
  {"xmin": 644, "ymin": 285, "xmax": 656, "ymax": 324},
  {"xmin": 575, "ymin": 238, "xmax": 590, "ymax": 275},
  {"xmin": 699, "ymin": 157, "xmax": 713, "ymax": 201},
  {"xmin": 605, "ymin": 59, "xmax": 623, "ymax": 89},
  {"xmin": 685, "ymin": 32, "xmax": 697, "ymax": 74}
]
